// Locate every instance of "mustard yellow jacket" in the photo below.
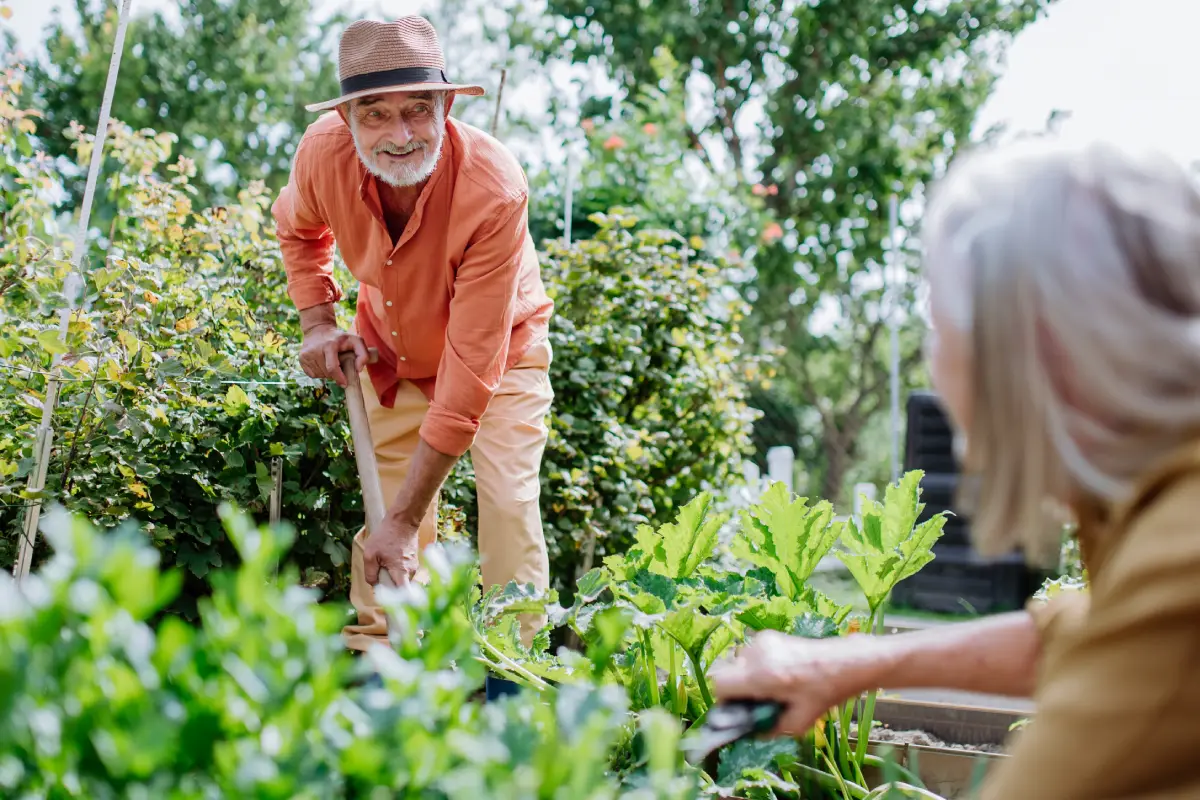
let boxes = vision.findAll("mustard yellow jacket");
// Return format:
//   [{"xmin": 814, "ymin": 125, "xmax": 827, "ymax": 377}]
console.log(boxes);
[{"xmin": 980, "ymin": 444, "xmax": 1200, "ymax": 798}]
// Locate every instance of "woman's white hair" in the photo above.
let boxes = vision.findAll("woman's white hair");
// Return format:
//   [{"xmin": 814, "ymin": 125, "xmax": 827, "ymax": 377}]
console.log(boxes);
[{"xmin": 921, "ymin": 137, "xmax": 1200, "ymax": 565}]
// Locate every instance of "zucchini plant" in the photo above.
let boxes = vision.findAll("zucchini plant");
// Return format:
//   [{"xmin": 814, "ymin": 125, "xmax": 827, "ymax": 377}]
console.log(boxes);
[{"xmin": 474, "ymin": 470, "xmax": 948, "ymax": 797}]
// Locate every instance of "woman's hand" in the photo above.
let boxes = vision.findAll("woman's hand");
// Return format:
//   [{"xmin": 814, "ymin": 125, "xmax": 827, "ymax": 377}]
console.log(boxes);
[
  {"xmin": 711, "ymin": 611, "xmax": 1044, "ymax": 737},
  {"xmin": 710, "ymin": 630, "xmax": 885, "ymax": 736}
]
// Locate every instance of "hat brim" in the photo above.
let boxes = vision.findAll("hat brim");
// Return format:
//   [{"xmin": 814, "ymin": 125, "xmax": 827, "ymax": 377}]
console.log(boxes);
[{"xmin": 305, "ymin": 82, "xmax": 485, "ymax": 113}]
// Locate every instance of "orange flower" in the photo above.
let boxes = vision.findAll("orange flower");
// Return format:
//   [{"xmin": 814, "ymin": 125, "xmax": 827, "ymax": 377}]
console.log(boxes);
[
  {"xmin": 642, "ymin": 122, "xmax": 658, "ymax": 135},
  {"xmin": 752, "ymin": 183, "xmax": 767, "ymax": 196},
  {"xmin": 761, "ymin": 222, "xmax": 783, "ymax": 242},
  {"xmin": 767, "ymin": 184, "xmax": 779, "ymax": 195},
  {"xmin": 581, "ymin": 119, "xmax": 595, "ymax": 133},
  {"xmin": 602, "ymin": 135, "xmax": 626, "ymax": 150}
]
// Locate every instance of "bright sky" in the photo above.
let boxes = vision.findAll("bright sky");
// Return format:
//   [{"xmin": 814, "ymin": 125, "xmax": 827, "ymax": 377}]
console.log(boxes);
[{"xmin": 5, "ymin": 0, "xmax": 1199, "ymax": 167}]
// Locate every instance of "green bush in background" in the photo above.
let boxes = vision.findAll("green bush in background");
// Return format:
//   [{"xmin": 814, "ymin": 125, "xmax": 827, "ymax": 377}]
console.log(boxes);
[{"xmin": 1, "ymin": 68, "xmax": 760, "ymax": 610}]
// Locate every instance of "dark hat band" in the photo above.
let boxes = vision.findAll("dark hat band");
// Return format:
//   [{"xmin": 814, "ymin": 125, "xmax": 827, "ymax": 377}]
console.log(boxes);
[{"xmin": 340, "ymin": 66, "xmax": 450, "ymax": 95}]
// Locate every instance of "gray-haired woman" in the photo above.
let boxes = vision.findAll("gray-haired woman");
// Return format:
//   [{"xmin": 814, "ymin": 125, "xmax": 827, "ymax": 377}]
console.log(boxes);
[{"xmin": 712, "ymin": 138, "xmax": 1200, "ymax": 798}]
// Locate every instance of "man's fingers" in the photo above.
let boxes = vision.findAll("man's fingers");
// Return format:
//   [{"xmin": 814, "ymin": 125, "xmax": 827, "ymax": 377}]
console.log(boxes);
[
  {"xmin": 324, "ymin": 342, "xmax": 347, "ymax": 387},
  {"xmin": 363, "ymin": 553, "xmax": 379, "ymax": 585},
  {"xmin": 353, "ymin": 336, "xmax": 369, "ymax": 373}
]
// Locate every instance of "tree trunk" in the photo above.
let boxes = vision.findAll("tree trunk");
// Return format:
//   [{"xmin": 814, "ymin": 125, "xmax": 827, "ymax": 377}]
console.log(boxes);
[{"xmin": 820, "ymin": 419, "xmax": 863, "ymax": 506}]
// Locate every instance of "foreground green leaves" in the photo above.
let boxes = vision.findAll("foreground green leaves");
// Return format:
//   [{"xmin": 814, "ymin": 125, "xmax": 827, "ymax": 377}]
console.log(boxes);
[
  {"xmin": 835, "ymin": 471, "xmax": 948, "ymax": 614},
  {"xmin": 0, "ymin": 504, "xmax": 702, "ymax": 798}
]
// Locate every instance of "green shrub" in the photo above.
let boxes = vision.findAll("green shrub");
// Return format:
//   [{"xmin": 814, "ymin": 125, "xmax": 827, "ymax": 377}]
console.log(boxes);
[
  {"xmin": 0, "ymin": 90, "xmax": 368, "ymax": 611},
  {"xmin": 1, "ymin": 68, "xmax": 760, "ymax": 613}
]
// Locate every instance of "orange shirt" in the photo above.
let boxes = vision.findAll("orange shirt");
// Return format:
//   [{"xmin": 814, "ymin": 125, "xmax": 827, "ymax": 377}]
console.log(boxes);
[{"xmin": 270, "ymin": 112, "xmax": 553, "ymax": 457}]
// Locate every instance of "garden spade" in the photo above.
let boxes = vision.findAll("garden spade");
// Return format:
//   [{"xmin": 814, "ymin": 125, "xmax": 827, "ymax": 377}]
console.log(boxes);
[
  {"xmin": 337, "ymin": 347, "xmax": 400, "ymax": 590},
  {"xmin": 682, "ymin": 700, "xmax": 784, "ymax": 765}
]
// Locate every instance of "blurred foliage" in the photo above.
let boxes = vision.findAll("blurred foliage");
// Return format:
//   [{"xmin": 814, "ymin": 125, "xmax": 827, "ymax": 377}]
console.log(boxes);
[
  {"xmin": 516, "ymin": 0, "xmax": 1056, "ymax": 502},
  {"xmin": 24, "ymin": 0, "xmax": 343, "ymax": 214},
  {"xmin": 0, "ymin": 503, "xmax": 702, "ymax": 798}
]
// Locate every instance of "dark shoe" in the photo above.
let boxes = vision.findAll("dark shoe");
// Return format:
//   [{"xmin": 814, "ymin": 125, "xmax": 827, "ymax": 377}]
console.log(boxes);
[{"xmin": 485, "ymin": 674, "xmax": 520, "ymax": 702}]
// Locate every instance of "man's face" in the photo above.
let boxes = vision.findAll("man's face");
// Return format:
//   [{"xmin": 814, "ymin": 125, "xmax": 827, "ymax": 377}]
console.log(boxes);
[{"xmin": 346, "ymin": 90, "xmax": 446, "ymax": 188}]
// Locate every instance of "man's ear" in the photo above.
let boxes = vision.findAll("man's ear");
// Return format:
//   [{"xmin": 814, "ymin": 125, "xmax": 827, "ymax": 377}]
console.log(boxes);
[
  {"xmin": 443, "ymin": 91, "xmax": 456, "ymax": 118},
  {"xmin": 336, "ymin": 101, "xmax": 351, "ymax": 126}
]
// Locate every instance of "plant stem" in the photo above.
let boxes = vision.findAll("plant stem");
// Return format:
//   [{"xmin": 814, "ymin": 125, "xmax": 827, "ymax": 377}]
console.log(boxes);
[
  {"xmin": 862, "ymin": 782, "xmax": 947, "ymax": 800},
  {"xmin": 854, "ymin": 604, "xmax": 885, "ymax": 766},
  {"xmin": 790, "ymin": 761, "xmax": 867, "ymax": 799},
  {"xmin": 687, "ymin": 650, "xmax": 714, "ymax": 710},
  {"xmin": 668, "ymin": 639, "xmax": 683, "ymax": 715},
  {"xmin": 476, "ymin": 635, "xmax": 552, "ymax": 692},
  {"xmin": 862, "ymin": 755, "xmax": 926, "ymax": 790},
  {"xmin": 818, "ymin": 751, "xmax": 867, "ymax": 800},
  {"xmin": 839, "ymin": 699, "xmax": 854, "ymax": 776},
  {"xmin": 640, "ymin": 629, "xmax": 661, "ymax": 707}
]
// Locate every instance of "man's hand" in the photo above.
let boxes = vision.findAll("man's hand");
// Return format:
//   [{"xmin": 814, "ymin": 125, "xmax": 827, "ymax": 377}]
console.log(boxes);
[
  {"xmin": 298, "ymin": 305, "xmax": 368, "ymax": 388},
  {"xmin": 362, "ymin": 512, "xmax": 421, "ymax": 587}
]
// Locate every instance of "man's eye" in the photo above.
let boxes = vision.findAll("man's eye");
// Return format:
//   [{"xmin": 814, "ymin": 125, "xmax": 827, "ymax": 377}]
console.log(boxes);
[{"xmin": 414, "ymin": 105, "xmax": 429, "ymax": 113}]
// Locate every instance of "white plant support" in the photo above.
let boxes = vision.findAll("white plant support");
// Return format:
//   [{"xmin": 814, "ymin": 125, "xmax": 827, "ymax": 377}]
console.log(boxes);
[
  {"xmin": 14, "ymin": 0, "xmax": 136, "ymax": 582},
  {"xmin": 888, "ymin": 193, "xmax": 902, "ymax": 483},
  {"xmin": 765, "ymin": 446, "xmax": 795, "ymax": 495},
  {"xmin": 563, "ymin": 148, "xmax": 574, "ymax": 246},
  {"xmin": 853, "ymin": 482, "xmax": 877, "ymax": 517}
]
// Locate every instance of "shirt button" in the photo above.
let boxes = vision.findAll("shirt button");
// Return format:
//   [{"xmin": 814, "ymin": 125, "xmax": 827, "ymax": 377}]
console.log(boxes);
[
  {"xmin": 386, "ymin": 300, "xmax": 393, "ymax": 307},
  {"xmin": 386, "ymin": 259, "xmax": 392, "ymax": 265},
  {"xmin": 399, "ymin": 356, "xmax": 407, "ymax": 362},
  {"xmin": 391, "ymin": 331, "xmax": 398, "ymax": 337}
]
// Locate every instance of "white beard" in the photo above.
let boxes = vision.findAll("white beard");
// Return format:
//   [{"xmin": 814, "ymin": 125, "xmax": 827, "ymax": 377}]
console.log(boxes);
[{"xmin": 353, "ymin": 111, "xmax": 445, "ymax": 187}]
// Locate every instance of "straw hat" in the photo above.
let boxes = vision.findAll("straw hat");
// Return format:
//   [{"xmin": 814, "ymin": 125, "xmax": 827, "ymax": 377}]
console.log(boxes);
[{"xmin": 305, "ymin": 16, "xmax": 485, "ymax": 113}]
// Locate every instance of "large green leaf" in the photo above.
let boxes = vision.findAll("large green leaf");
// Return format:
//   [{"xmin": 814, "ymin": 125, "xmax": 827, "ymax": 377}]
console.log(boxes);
[
  {"xmin": 657, "ymin": 603, "xmax": 724, "ymax": 661},
  {"xmin": 835, "ymin": 470, "xmax": 948, "ymax": 610},
  {"xmin": 731, "ymin": 483, "xmax": 838, "ymax": 599}
]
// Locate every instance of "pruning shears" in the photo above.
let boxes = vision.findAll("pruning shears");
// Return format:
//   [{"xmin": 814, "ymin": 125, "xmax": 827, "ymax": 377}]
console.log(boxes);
[{"xmin": 683, "ymin": 700, "xmax": 785, "ymax": 765}]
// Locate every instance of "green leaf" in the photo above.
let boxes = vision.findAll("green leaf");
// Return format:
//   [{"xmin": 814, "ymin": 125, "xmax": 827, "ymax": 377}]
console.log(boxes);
[
  {"xmin": 584, "ymin": 605, "xmax": 632, "ymax": 675},
  {"xmin": 717, "ymin": 737, "xmax": 799, "ymax": 786},
  {"xmin": 732, "ymin": 483, "xmax": 837, "ymax": 599},
  {"xmin": 647, "ymin": 492, "xmax": 727, "ymax": 579},
  {"xmin": 37, "ymin": 328, "xmax": 67, "ymax": 355},
  {"xmin": 657, "ymin": 603, "xmax": 723, "ymax": 660},
  {"xmin": 573, "ymin": 568, "xmax": 612, "ymax": 606},
  {"xmin": 223, "ymin": 384, "xmax": 250, "ymax": 416},
  {"xmin": 792, "ymin": 613, "xmax": 838, "ymax": 639},
  {"xmin": 835, "ymin": 470, "xmax": 948, "ymax": 611}
]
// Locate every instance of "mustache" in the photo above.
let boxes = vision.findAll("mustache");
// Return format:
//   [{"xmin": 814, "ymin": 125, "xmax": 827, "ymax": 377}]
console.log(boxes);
[{"xmin": 374, "ymin": 140, "xmax": 426, "ymax": 157}]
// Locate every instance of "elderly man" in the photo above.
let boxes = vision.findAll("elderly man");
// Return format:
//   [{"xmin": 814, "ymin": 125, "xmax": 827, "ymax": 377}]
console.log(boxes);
[{"xmin": 270, "ymin": 15, "xmax": 554, "ymax": 681}]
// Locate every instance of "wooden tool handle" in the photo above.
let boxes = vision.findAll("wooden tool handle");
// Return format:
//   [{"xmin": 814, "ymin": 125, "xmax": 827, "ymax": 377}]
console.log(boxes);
[{"xmin": 339, "ymin": 349, "xmax": 396, "ymax": 588}]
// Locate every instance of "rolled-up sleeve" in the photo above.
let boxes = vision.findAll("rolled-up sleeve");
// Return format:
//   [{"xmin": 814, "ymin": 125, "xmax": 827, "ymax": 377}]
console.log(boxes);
[
  {"xmin": 271, "ymin": 137, "xmax": 342, "ymax": 310},
  {"xmin": 981, "ymin": 475, "xmax": 1200, "ymax": 799},
  {"xmin": 418, "ymin": 196, "xmax": 527, "ymax": 457}
]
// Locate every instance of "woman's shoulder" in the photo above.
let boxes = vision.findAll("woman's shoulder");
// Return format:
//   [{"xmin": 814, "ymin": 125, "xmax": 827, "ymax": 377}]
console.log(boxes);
[{"xmin": 1096, "ymin": 440, "xmax": 1200, "ymax": 608}]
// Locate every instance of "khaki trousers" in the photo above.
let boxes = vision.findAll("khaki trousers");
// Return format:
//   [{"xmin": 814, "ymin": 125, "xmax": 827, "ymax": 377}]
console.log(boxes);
[{"xmin": 341, "ymin": 339, "xmax": 553, "ymax": 652}]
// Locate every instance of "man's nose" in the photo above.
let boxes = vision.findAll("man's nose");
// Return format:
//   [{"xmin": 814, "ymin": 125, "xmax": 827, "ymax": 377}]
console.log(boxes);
[{"xmin": 387, "ymin": 117, "xmax": 415, "ymax": 144}]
